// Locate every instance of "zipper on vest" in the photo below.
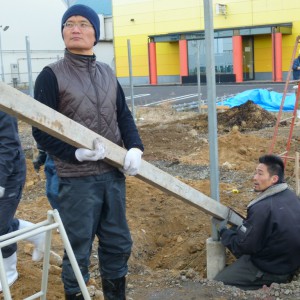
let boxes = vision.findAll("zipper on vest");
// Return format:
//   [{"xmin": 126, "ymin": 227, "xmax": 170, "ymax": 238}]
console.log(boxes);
[{"xmin": 88, "ymin": 59, "xmax": 101, "ymax": 135}]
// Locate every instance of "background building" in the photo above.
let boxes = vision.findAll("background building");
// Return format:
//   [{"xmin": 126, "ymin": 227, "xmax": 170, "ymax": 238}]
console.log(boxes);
[
  {"xmin": 112, "ymin": 0, "xmax": 300, "ymax": 85},
  {"xmin": 0, "ymin": 0, "xmax": 113, "ymax": 86}
]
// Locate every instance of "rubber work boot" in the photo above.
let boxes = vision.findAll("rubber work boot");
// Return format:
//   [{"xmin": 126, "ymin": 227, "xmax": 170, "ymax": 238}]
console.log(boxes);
[
  {"xmin": 101, "ymin": 276, "xmax": 126, "ymax": 300},
  {"xmin": 64, "ymin": 292, "xmax": 84, "ymax": 299},
  {"xmin": 0, "ymin": 252, "xmax": 18, "ymax": 292},
  {"xmin": 18, "ymin": 219, "xmax": 45, "ymax": 261}
]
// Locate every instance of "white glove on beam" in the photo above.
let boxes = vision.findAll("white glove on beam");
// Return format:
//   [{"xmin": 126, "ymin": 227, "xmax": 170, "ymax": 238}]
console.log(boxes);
[
  {"xmin": 0, "ymin": 186, "xmax": 5, "ymax": 198},
  {"xmin": 75, "ymin": 138, "xmax": 106, "ymax": 162},
  {"xmin": 123, "ymin": 148, "xmax": 143, "ymax": 176}
]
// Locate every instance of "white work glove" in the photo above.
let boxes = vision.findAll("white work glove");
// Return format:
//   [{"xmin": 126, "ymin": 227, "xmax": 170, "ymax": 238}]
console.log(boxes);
[
  {"xmin": 123, "ymin": 148, "xmax": 143, "ymax": 176},
  {"xmin": 75, "ymin": 138, "xmax": 106, "ymax": 162},
  {"xmin": 0, "ymin": 186, "xmax": 5, "ymax": 198}
]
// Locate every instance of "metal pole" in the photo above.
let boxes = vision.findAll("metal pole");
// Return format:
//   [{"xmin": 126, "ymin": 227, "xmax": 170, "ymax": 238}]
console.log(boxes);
[
  {"xmin": 203, "ymin": 0, "xmax": 220, "ymax": 241},
  {"xmin": 0, "ymin": 30, "xmax": 4, "ymax": 82},
  {"xmin": 26, "ymin": 36, "xmax": 34, "ymax": 97},
  {"xmin": 197, "ymin": 40, "xmax": 202, "ymax": 113},
  {"xmin": 0, "ymin": 249, "xmax": 12, "ymax": 299},
  {"xmin": 127, "ymin": 39, "xmax": 135, "ymax": 121},
  {"xmin": 0, "ymin": 25, "xmax": 9, "ymax": 82}
]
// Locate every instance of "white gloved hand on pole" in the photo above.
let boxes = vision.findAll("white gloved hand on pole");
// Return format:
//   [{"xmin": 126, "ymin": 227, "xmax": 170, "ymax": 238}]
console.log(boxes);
[
  {"xmin": 75, "ymin": 138, "xmax": 106, "ymax": 162},
  {"xmin": 0, "ymin": 186, "xmax": 5, "ymax": 198},
  {"xmin": 122, "ymin": 148, "xmax": 143, "ymax": 176}
]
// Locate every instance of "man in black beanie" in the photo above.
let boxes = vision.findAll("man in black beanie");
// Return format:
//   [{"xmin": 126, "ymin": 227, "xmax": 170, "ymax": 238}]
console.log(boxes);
[{"xmin": 33, "ymin": 4, "xmax": 144, "ymax": 300}]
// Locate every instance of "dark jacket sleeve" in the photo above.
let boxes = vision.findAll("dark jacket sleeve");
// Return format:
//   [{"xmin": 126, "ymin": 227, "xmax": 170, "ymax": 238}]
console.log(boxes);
[
  {"xmin": 292, "ymin": 58, "xmax": 300, "ymax": 71},
  {"xmin": 116, "ymin": 81, "xmax": 144, "ymax": 152},
  {"xmin": 220, "ymin": 201, "xmax": 271, "ymax": 258},
  {"xmin": 0, "ymin": 111, "xmax": 24, "ymax": 186},
  {"xmin": 32, "ymin": 67, "xmax": 78, "ymax": 163}
]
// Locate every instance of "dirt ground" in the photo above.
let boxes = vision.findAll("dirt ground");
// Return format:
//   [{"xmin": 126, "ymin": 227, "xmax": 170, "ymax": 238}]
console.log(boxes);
[{"xmin": 3, "ymin": 100, "xmax": 300, "ymax": 299}]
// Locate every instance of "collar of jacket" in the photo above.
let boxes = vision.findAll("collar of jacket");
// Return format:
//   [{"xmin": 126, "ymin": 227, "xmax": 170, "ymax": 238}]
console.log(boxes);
[
  {"xmin": 247, "ymin": 183, "xmax": 288, "ymax": 208},
  {"xmin": 64, "ymin": 48, "xmax": 96, "ymax": 68}
]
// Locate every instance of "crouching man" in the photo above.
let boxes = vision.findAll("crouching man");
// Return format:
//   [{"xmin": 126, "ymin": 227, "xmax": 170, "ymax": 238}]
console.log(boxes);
[{"xmin": 213, "ymin": 154, "xmax": 300, "ymax": 290}]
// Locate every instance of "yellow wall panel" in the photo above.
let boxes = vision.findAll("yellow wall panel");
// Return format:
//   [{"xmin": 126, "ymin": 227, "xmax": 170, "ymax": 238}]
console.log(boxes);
[
  {"xmin": 153, "ymin": 20, "xmax": 201, "ymax": 34},
  {"xmin": 253, "ymin": 35, "xmax": 293, "ymax": 73},
  {"xmin": 156, "ymin": 43, "xmax": 179, "ymax": 75},
  {"xmin": 214, "ymin": 15, "xmax": 253, "ymax": 28},
  {"xmin": 131, "ymin": 44, "xmax": 151, "ymax": 56},
  {"xmin": 114, "ymin": 14, "xmax": 154, "ymax": 26},
  {"xmin": 114, "ymin": 35, "xmax": 148, "ymax": 47},
  {"xmin": 154, "ymin": 0, "xmax": 201, "ymax": 10},
  {"xmin": 115, "ymin": 23, "xmax": 155, "ymax": 37},
  {"xmin": 113, "ymin": 0, "xmax": 152, "ymax": 8},
  {"xmin": 253, "ymin": 11, "xmax": 291, "ymax": 24},
  {"xmin": 226, "ymin": 2, "xmax": 252, "ymax": 15},
  {"xmin": 251, "ymin": 0, "xmax": 267, "ymax": 10},
  {"xmin": 154, "ymin": 8, "xmax": 201, "ymax": 23},
  {"xmin": 115, "ymin": 42, "xmax": 180, "ymax": 77},
  {"xmin": 117, "ymin": 56, "xmax": 149, "ymax": 77},
  {"xmin": 113, "ymin": 2, "xmax": 154, "ymax": 16},
  {"xmin": 112, "ymin": 0, "xmax": 300, "ymax": 80}
]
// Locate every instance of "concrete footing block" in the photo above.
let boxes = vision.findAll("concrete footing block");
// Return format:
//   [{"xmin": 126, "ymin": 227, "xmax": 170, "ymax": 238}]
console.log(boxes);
[{"xmin": 206, "ymin": 237, "xmax": 226, "ymax": 280}]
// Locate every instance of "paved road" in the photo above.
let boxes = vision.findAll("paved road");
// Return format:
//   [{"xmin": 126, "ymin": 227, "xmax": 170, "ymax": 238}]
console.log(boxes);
[
  {"xmin": 122, "ymin": 82, "xmax": 291, "ymax": 108},
  {"xmin": 21, "ymin": 81, "xmax": 292, "ymax": 109}
]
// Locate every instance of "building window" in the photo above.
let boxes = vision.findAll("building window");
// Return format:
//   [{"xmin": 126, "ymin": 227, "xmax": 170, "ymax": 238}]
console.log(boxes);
[{"xmin": 188, "ymin": 38, "xmax": 233, "ymax": 76}]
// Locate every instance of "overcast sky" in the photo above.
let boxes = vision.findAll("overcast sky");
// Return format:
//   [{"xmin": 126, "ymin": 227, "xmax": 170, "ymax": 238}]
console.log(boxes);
[{"xmin": 0, "ymin": 0, "xmax": 67, "ymax": 50}]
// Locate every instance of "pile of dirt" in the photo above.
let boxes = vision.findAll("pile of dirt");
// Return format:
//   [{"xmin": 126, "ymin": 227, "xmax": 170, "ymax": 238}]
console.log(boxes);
[
  {"xmin": 176, "ymin": 100, "xmax": 278, "ymax": 136},
  {"xmin": 4, "ymin": 103, "xmax": 300, "ymax": 300},
  {"xmin": 217, "ymin": 100, "xmax": 278, "ymax": 131}
]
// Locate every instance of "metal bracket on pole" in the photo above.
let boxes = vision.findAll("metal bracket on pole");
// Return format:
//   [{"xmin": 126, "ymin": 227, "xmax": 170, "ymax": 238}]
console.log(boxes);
[{"xmin": 0, "ymin": 210, "xmax": 91, "ymax": 300}]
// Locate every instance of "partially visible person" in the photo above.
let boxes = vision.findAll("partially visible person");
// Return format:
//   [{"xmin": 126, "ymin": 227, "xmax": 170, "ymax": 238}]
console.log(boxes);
[
  {"xmin": 32, "ymin": 4, "xmax": 144, "ymax": 300},
  {"xmin": 33, "ymin": 146, "xmax": 59, "ymax": 210},
  {"xmin": 292, "ymin": 50, "xmax": 300, "ymax": 80},
  {"xmin": 0, "ymin": 111, "xmax": 44, "ymax": 292},
  {"xmin": 213, "ymin": 154, "xmax": 300, "ymax": 290}
]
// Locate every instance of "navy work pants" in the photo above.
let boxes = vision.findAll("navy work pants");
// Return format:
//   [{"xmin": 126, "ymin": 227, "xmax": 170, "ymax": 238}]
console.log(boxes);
[
  {"xmin": 58, "ymin": 170, "xmax": 132, "ymax": 295},
  {"xmin": 44, "ymin": 155, "xmax": 59, "ymax": 210},
  {"xmin": 0, "ymin": 182, "xmax": 24, "ymax": 258},
  {"xmin": 214, "ymin": 255, "xmax": 292, "ymax": 290}
]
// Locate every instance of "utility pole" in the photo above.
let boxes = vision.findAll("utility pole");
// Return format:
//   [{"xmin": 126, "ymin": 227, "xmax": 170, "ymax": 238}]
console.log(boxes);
[
  {"xmin": 197, "ymin": 40, "xmax": 202, "ymax": 112},
  {"xmin": 127, "ymin": 39, "xmax": 135, "ymax": 121},
  {"xmin": 203, "ymin": 1, "xmax": 219, "ymax": 201},
  {"xmin": 26, "ymin": 36, "xmax": 34, "ymax": 97},
  {"xmin": 0, "ymin": 25, "xmax": 9, "ymax": 82},
  {"xmin": 203, "ymin": 0, "xmax": 220, "ymax": 241}
]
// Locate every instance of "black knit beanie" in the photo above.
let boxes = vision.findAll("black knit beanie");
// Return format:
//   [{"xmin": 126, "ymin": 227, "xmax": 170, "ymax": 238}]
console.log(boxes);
[{"xmin": 61, "ymin": 4, "xmax": 100, "ymax": 46}]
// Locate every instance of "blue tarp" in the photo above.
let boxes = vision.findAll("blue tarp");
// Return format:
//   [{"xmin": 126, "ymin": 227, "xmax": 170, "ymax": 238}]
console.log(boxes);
[{"xmin": 218, "ymin": 89, "xmax": 296, "ymax": 112}]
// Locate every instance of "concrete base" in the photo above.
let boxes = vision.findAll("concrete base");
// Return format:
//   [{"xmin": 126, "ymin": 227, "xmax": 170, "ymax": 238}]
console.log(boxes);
[{"xmin": 206, "ymin": 237, "xmax": 226, "ymax": 280}]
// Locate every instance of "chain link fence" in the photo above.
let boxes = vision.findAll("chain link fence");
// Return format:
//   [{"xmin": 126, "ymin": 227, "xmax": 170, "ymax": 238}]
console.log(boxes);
[{"xmin": 1, "ymin": 49, "xmax": 64, "ymax": 88}]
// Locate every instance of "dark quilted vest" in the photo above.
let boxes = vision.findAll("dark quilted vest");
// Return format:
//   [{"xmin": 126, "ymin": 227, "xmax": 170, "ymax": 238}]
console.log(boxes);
[{"xmin": 49, "ymin": 50, "xmax": 123, "ymax": 177}]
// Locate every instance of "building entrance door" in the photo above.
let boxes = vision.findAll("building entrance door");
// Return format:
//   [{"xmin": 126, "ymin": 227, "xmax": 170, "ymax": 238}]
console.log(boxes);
[{"xmin": 242, "ymin": 37, "xmax": 254, "ymax": 80}]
